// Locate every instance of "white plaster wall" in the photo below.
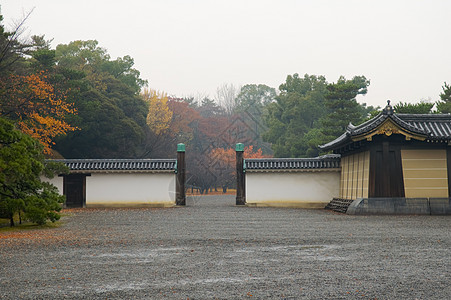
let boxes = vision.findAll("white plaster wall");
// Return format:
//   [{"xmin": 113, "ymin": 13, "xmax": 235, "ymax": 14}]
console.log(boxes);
[
  {"xmin": 40, "ymin": 176, "xmax": 64, "ymax": 195},
  {"xmin": 246, "ymin": 171, "xmax": 340, "ymax": 208},
  {"xmin": 86, "ymin": 173, "xmax": 176, "ymax": 207}
]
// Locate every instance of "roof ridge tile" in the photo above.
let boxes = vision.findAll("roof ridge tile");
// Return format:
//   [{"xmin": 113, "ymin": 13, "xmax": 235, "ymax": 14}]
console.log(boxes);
[{"xmin": 46, "ymin": 158, "xmax": 176, "ymax": 172}]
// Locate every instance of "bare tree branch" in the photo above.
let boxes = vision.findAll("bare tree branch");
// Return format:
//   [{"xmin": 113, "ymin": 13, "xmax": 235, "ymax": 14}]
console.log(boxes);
[{"xmin": 0, "ymin": 8, "xmax": 35, "ymax": 71}]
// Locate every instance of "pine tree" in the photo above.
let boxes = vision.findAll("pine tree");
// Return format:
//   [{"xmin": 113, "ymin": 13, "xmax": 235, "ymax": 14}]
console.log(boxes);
[
  {"xmin": 321, "ymin": 76, "xmax": 370, "ymax": 140},
  {"xmin": 436, "ymin": 82, "xmax": 451, "ymax": 113},
  {"xmin": 0, "ymin": 117, "xmax": 66, "ymax": 226}
]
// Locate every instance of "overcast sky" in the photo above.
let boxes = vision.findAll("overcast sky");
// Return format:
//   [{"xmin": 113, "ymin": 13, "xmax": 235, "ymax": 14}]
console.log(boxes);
[{"xmin": 2, "ymin": 0, "xmax": 450, "ymax": 107}]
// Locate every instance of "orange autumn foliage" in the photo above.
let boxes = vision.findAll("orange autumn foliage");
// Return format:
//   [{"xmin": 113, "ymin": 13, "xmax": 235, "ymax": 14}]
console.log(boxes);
[
  {"xmin": 0, "ymin": 71, "xmax": 77, "ymax": 154},
  {"xmin": 210, "ymin": 145, "xmax": 271, "ymax": 168},
  {"xmin": 167, "ymin": 98, "xmax": 200, "ymax": 140}
]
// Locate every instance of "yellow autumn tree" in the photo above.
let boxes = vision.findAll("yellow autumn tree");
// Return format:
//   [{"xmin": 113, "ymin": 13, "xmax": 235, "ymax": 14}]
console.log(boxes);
[{"xmin": 142, "ymin": 88, "xmax": 173, "ymax": 135}]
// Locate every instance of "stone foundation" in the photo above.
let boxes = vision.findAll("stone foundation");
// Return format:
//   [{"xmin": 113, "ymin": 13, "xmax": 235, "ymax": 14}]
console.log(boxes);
[{"xmin": 346, "ymin": 197, "xmax": 451, "ymax": 215}]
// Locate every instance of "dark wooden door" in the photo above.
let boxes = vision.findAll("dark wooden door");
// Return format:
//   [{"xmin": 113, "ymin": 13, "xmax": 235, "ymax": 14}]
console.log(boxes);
[
  {"xmin": 64, "ymin": 175, "xmax": 86, "ymax": 208},
  {"xmin": 370, "ymin": 142, "xmax": 405, "ymax": 198}
]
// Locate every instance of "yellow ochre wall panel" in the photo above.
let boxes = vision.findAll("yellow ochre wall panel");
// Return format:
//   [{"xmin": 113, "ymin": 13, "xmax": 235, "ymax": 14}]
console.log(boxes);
[
  {"xmin": 401, "ymin": 149, "xmax": 448, "ymax": 198},
  {"xmin": 404, "ymin": 178, "xmax": 448, "ymax": 188},
  {"xmin": 353, "ymin": 154, "xmax": 359, "ymax": 198},
  {"xmin": 339, "ymin": 156, "xmax": 347, "ymax": 198},
  {"xmin": 356, "ymin": 155, "xmax": 362, "ymax": 199},
  {"xmin": 340, "ymin": 151, "xmax": 369, "ymax": 200},
  {"xmin": 402, "ymin": 149, "xmax": 446, "ymax": 159},
  {"xmin": 362, "ymin": 152, "xmax": 370, "ymax": 198},
  {"xmin": 402, "ymin": 160, "xmax": 446, "ymax": 169},
  {"xmin": 405, "ymin": 169, "xmax": 448, "ymax": 178}
]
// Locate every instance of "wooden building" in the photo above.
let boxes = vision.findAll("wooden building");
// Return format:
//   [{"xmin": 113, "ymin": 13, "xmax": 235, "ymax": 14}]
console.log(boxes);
[{"xmin": 319, "ymin": 101, "xmax": 451, "ymax": 214}]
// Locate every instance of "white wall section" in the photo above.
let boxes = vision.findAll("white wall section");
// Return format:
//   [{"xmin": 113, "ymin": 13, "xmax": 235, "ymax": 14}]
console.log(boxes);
[
  {"xmin": 86, "ymin": 173, "xmax": 175, "ymax": 207},
  {"xmin": 246, "ymin": 171, "xmax": 340, "ymax": 208}
]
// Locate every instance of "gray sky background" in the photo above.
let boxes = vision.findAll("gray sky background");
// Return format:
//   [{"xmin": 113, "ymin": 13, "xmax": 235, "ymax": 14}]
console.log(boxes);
[{"xmin": 2, "ymin": 0, "xmax": 450, "ymax": 108}]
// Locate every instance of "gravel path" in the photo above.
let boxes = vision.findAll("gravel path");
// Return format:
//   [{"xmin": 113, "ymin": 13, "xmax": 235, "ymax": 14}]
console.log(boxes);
[{"xmin": 1, "ymin": 195, "xmax": 450, "ymax": 299}]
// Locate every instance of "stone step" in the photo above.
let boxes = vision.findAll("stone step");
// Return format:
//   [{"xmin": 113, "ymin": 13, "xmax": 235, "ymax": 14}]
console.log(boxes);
[{"xmin": 325, "ymin": 198, "xmax": 354, "ymax": 213}]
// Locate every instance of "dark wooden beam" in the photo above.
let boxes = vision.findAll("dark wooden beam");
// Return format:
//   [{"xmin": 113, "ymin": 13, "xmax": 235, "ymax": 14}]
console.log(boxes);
[
  {"xmin": 236, "ymin": 143, "xmax": 246, "ymax": 205},
  {"xmin": 176, "ymin": 144, "xmax": 186, "ymax": 206}
]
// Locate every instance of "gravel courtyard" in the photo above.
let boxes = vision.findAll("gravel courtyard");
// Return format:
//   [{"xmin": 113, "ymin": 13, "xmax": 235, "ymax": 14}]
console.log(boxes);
[{"xmin": 1, "ymin": 195, "xmax": 450, "ymax": 299}]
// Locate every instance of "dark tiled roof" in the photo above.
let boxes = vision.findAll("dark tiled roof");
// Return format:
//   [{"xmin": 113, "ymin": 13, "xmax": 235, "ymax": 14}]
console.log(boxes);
[
  {"xmin": 246, "ymin": 154, "xmax": 341, "ymax": 171},
  {"xmin": 319, "ymin": 102, "xmax": 451, "ymax": 151},
  {"xmin": 49, "ymin": 159, "xmax": 176, "ymax": 172},
  {"xmin": 350, "ymin": 113, "xmax": 428, "ymax": 136},
  {"xmin": 398, "ymin": 114, "xmax": 451, "ymax": 138}
]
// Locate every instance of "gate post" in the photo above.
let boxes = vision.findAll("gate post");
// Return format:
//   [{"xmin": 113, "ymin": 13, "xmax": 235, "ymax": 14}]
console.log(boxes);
[
  {"xmin": 176, "ymin": 143, "xmax": 186, "ymax": 206},
  {"xmin": 236, "ymin": 143, "xmax": 246, "ymax": 205}
]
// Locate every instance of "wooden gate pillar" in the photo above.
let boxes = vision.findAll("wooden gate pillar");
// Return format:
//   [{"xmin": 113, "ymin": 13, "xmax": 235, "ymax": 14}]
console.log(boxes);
[
  {"xmin": 176, "ymin": 143, "xmax": 186, "ymax": 206},
  {"xmin": 236, "ymin": 143, "xmax": 246, "ymax": 205}
]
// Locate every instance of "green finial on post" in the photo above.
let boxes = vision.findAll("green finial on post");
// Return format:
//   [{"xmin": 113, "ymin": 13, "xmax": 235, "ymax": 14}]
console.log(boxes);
[
  {"xmin": 177, "ymin": 143, "xmax": 185, "ymax": 152},
  {"xmin": 236, "ymin": 143, "xmax": 244, "ymax": 152}
]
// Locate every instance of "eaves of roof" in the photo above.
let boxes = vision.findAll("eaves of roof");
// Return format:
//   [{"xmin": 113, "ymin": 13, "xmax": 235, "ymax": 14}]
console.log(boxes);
[
  {"xmin": 319, "ymin": 103, "xmax": 451, "ymax": 151},
  {"xmin": 48, "ymin": 159, "xmax": 177, "ymax": 173},
  {"xmin": 246, "ymin": 154, "xmax": 341, "ymax": 171}
]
